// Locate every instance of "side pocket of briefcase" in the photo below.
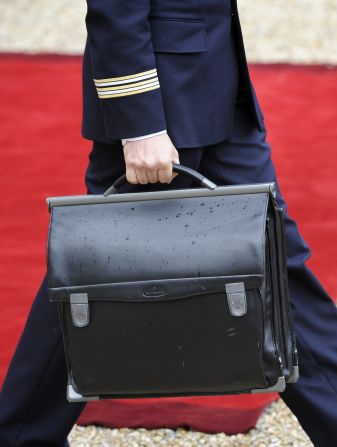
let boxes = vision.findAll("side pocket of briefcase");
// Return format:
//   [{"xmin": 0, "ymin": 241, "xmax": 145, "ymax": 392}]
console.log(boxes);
[
  {"xmin": 267, "ymin": 204, "xmax": 299, "ymax": 383},
  {"xmin": 274, "ymin": 206, "xmax": 299, "ymax": 382}
]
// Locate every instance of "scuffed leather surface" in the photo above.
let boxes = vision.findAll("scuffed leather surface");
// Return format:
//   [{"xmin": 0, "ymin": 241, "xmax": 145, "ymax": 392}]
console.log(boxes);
[
  {"xmin": 47, "ymin": 192, "xmax": 269, "ymax": 296},
  {"xmin": 62, "ymin": 289, "xmax": 268, "ymax": 396}
]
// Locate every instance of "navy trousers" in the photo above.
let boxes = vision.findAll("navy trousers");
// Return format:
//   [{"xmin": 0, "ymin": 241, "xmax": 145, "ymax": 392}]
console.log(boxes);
[{"xmin": 1, "ymin": 92, "xmax": 337, "ymax": 447}]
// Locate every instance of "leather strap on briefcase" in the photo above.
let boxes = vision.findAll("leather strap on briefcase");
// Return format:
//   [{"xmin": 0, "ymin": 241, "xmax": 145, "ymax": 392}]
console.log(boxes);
[{"xmin": 46, "ymin": 164, "xmax": 298, "ymax": 402}]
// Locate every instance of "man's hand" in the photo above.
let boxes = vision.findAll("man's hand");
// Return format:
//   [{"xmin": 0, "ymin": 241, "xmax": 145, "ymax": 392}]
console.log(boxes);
[{"xmin": 123, "ymin": 133, "xmax": 180, "ymax": 184}]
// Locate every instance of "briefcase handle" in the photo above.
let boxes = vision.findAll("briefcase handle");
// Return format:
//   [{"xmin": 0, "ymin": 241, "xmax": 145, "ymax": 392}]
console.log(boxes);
[{"xmin": 103, "ymin": 163, "xmax": 217, "ymax": 196}]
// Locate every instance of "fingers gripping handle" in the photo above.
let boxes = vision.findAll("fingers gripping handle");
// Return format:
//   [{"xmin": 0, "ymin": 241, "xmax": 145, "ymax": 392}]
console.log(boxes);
[{"xmin": 103, "ymin": 163, "xmax": 217, "ymax": 196}]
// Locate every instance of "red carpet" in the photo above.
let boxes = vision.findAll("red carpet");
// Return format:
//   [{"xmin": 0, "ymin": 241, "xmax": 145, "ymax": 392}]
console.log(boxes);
[{"xmin": 0, "ymin": 55, "xmax": 336, "ymax": 434}]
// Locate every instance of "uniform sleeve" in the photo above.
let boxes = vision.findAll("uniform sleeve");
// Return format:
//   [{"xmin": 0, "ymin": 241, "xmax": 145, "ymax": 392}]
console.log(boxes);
[
  {"xmin": 85, "ymin": 0, "xmax": 167, "ymax": 140},
  {"xmin": 121, "ymin": 130, "xmax": 167, "ymax": 146}
]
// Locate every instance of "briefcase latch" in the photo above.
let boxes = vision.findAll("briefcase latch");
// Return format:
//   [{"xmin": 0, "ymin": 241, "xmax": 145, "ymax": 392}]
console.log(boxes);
[
  {"xmin": 225, "ymin": 283, "xmax": 247, "ymax": 317},
  {"xmin": 70, "ymin": 293, "xmax": 89, "ymax": 327}
]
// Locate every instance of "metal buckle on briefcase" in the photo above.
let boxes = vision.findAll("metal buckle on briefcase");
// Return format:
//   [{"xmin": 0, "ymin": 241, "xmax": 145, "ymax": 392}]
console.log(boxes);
[
  {"xmin": 69, "ymin": 293, "xmax": 89, "ymax": 327},
  {"xmin": 225, "ymin": 282, "xmax": 247, "ymax": 317}
]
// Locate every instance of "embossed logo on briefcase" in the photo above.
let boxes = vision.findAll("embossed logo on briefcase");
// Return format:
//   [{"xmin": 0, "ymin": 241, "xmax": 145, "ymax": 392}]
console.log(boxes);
[{"xmin": 143, "ymin": 285, "xmax": 167, "ymax": 298}]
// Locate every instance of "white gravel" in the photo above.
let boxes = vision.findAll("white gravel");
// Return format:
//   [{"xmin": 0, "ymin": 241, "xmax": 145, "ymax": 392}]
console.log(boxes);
[
  {"xmin": 68, "ymin": 399, "xmax": 314, "ymax": 446},
  {"xmin": 0, "ymin": 0, "xmax": 336, "ymax": 63}
]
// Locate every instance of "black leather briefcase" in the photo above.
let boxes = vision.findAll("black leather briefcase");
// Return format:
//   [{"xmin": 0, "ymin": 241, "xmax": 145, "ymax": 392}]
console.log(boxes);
[{"xmin": 46, "ymin": 164, "xmax": 298, "ymax": 402}]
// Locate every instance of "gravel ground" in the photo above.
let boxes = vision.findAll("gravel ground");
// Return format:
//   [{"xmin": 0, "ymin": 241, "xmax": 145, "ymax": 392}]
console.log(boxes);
[
  {"xmin": 68, "ymin": 399, "xmax": 313, "ymax": 446},
  {"xmin": 0, "ymin": 0, "xmax": 336, "ymax": 63}
]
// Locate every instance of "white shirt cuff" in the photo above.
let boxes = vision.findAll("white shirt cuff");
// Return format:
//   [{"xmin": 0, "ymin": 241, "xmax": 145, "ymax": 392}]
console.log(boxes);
[{"xmin": 121, "ymin": 130, "xmax": 167, "ymax": 146}]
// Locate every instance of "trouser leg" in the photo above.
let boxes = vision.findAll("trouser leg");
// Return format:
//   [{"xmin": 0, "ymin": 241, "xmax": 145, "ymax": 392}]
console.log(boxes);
[
  {"xmin": 198, "ymin": 95, "xmax": 337, "ymax": 446},
  {"xmin": 0, "ymin": 276, "xmax": 85, "ymax": 447},
  {"xmin": 0, "ymin": 143, "xmax": 125, "ymax": 447}
]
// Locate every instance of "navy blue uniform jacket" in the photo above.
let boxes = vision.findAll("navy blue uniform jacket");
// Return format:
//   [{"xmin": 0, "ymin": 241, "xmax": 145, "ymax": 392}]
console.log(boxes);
[{"xmin": 82, "ymin": 0, "xmax": 264, "ymax": 148}]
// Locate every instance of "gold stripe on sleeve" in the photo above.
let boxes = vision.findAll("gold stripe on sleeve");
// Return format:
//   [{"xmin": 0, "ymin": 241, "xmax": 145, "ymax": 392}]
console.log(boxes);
[
  {"xmin": 94, "ymin": 69, "xmax": 157, "ymax": 85},
  {"xmin": 96, "ymin": 77, "xmax": 158, "ymax": 92},
  {"xmin": 97, "ymin": 84, "xmax": 160, "ymax": 99}
]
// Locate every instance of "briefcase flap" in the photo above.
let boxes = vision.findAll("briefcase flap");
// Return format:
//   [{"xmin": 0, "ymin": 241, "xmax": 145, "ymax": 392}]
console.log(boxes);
[{"xmin": 47, "ymin": 188, "xmax": 270, "ymax": 302}]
